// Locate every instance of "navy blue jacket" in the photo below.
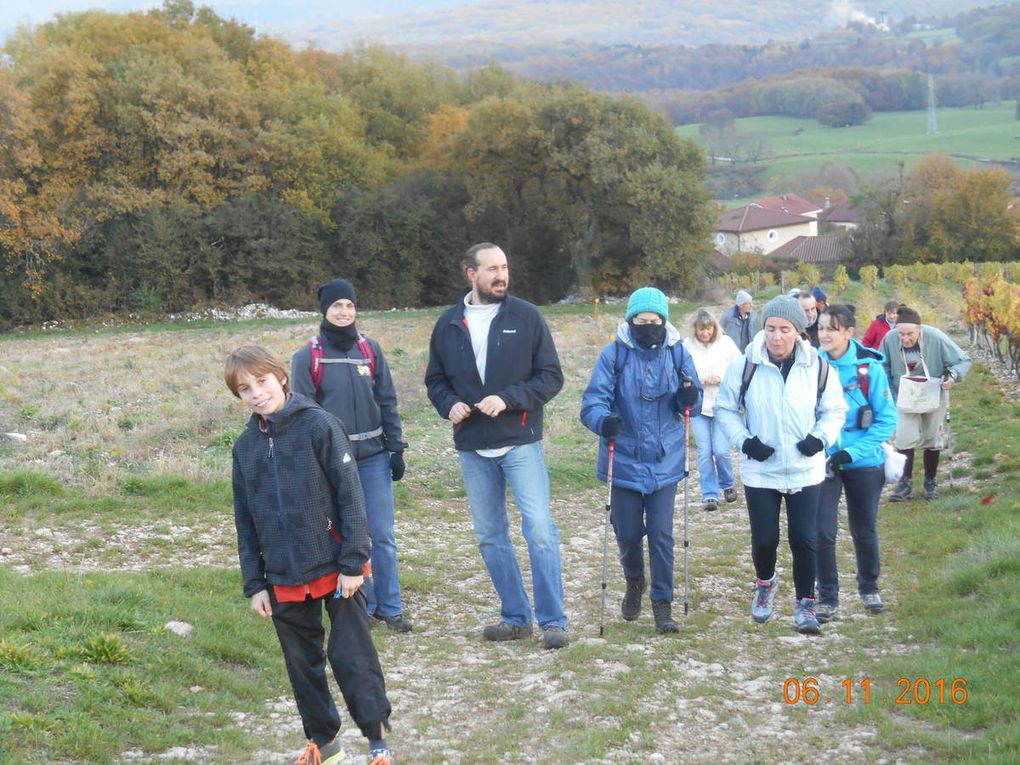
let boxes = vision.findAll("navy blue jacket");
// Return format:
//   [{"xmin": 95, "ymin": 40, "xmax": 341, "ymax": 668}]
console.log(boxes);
[
  {"xmin": 580, "ymin": 323, "xmax": 703, "ymax": 494},
  {"xmin": 231, "ymin": 394, "xmax": 370, "ymax": 597},
  {"xmin": 425, "ymin": 292, "xmax": 563, "ymax": 451}
]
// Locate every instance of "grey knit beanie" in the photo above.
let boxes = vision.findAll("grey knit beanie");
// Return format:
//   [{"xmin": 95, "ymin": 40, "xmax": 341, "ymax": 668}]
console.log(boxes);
[{"xmin": 762, "ymin": 295, "xmax": 807, "ymax": 333}]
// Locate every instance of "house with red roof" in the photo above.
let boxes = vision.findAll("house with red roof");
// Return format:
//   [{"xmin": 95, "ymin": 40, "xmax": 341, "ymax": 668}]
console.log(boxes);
[
  {"xmin": 756, "ymin": 193, "xmax": 823, "ymax": 220},
  {"xmin": 714, "ymin": 203, "xmax": 817, "ymax": 257}
]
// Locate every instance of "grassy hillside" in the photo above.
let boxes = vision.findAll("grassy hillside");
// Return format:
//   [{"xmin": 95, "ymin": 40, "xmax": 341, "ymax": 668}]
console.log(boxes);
[
  {"xmin": 678, "ymin": 101, "xmax": 1020, "ymax": 205},
  {"xmin": 1, "ymin": 286, "xmax": 1018, "ymax": 763}
]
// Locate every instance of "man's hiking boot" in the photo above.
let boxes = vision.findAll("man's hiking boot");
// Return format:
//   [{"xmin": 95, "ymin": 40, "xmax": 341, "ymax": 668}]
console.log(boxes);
[
  {"xmin": 723, "ymin": 487, "xmax": 739, "ymax": 503},
  {"xmin": 368, "ymin": 746, "xmax": 394, "ymax": 765},
  {"xmin": 923, "ymin": 478, "xmax": 940, "ymax": 500},
  {"xmin": 793, "ymin": 597, "xmax": 822, "ymax": 635},
  {"xmin": 703, "ymin": 498, "xmax": 719, "ymax": 512},
  {"xmin": 296, "ymin": 739, "xmax": 345, "ymax": 765},
  {"xmin": 372, "ymin": 612, "xmax": 413, "ymax": 633},
  {"xmin": 889, "ymin": 479, "xmax": 913, "ymax": 502},
  {"xmin": 541, "ymin": 625, "xmax": 569, "ymax": 650},
  {"xmin": 621, "ymin": 576, "xmax": 646, "ymax": 621},
  {"xmin": 815, "ymin": 602, "xmax": 839, "ymax": 624},
  {"xmin": 751, "ymin": 575, "xmax": 778, "ymax": 623},
  {"xmin": 652, "ymin": 601, "xmax": 679, "ymax": 634},
  {"xmin": 861, "ymin": 592, "xmax": 885, "ymax": 613},
  {"xmin": 482, "ymin": 621, "xmax": 533, "ymax": 642}
]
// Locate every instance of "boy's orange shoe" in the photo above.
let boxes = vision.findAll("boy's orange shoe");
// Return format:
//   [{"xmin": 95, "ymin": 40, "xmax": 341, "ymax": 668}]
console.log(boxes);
[{"xmin": 296, "ymin": 739, "xmax": 345, "ymax": 765}]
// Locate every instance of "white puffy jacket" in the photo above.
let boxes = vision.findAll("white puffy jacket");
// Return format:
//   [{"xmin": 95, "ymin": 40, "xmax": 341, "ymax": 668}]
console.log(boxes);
[
  {"xmin": 715, "ymin": 334, "xmax": 847, "ymax": 492},
  {"xmin": 683, "ymin": 333, "xmax": 741, "ymax": 416}
]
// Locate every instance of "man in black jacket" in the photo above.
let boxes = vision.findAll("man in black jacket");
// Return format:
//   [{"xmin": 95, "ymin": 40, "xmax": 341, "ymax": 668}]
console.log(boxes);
[{"xmin": 425, "ymin": 242, "xmax": 569, "ymax": 649}]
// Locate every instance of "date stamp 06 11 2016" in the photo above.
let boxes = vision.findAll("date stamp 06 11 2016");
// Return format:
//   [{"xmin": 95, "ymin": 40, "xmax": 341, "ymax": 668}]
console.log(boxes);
[{"xmin": 783, "ymin": 677, "xmax": 969, "ymax": 705}]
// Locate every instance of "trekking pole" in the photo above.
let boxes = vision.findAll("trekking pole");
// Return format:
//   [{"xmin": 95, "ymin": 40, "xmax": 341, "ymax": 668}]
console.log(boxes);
[
  {"xmin": 599, "ymin": 440, "xmax": 615, "ymax": 637},
  {"xmin": 945, "ymin": 407, "xmax": 954, "ymax": 491},
  {"xmin": 682, "ymin": 406, "xmax": 692, "ymax": 616}
]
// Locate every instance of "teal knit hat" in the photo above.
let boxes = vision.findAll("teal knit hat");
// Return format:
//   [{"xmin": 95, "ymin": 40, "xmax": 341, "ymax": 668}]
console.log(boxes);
[{"xmin": 626, "ymin": 287, "xmax": 669, "ymax": 322}]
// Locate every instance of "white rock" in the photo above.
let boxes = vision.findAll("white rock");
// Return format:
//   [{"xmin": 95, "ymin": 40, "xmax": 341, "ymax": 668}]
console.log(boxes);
[
  {"xmin": 5, "ymin": 432, "xmax": 27, "ymax": 443},
  {"xmin": 35, "ymin": 528, "xmax": 55, "ymax": 539},
  {"xmin": 164, "ymin": 620, "xmax": 194, "ymax": 638}
]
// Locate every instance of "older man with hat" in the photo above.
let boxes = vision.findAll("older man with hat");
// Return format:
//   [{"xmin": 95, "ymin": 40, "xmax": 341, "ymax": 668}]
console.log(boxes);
[
  {"xmin": 720, "ymin": 289, "xmax": 758, "ymax": 352},
  {"xmin": 880, "ymin": 305, "xmax": 971, "ymax": 501}
]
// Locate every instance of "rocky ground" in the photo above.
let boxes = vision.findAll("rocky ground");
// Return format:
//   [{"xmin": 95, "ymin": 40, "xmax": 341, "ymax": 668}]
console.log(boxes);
[{"xmin": 2, "ymin": 304, "xmax": 1002, "ymax": 764}]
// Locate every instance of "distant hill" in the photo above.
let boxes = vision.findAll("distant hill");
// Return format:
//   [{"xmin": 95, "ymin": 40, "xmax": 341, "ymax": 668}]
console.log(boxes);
[{"xmin": 293, "ymin": 0, "xmax": 1009, "ymax": 50}]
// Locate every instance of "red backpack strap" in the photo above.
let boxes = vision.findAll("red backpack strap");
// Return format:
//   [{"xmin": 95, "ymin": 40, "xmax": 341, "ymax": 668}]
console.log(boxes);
[
  {"xmin": 309, "ymin": 336, "xmax": 324, "ymax": 391},
  {"xmin": 357, "ymin": 334, "xmax": 377, "ymax": 379},
  {"xmin": 856, "ymin": 363, "xmax": 870, "ymax": 399}
]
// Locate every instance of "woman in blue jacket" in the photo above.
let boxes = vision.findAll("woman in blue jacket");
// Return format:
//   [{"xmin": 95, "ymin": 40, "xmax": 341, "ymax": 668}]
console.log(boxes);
[
  {"xmin": 816, "ymin": 305, "xmax": 898, "ymax": 622},
  {"xmin": 581, "ymin": 287, "xmax": 702, "ymax": 634}
]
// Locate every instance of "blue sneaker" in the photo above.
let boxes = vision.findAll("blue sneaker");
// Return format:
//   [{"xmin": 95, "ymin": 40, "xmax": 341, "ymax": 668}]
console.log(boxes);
[
  {"xmin": 794, "ymin": 597, "xmax": 822, "ymax": 635},
  {"xmin": 369, "ymin": 746, "xmax": 394, "ymax": 764},
  {"xmin": 751, "ymin": 575, "xmax": 778, "ymax": 623}
]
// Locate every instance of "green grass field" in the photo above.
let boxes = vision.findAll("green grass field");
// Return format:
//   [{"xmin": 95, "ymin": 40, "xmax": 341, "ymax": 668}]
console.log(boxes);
[{"xmin": 678, "ymin": 101, "xmax": 1020, "ymax": 205}]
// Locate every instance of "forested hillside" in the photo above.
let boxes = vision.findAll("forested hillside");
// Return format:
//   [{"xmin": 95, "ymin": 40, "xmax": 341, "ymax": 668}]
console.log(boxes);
[{"xmin": 0, "ymin": 2, "xmax": 712, "ymax": 328}]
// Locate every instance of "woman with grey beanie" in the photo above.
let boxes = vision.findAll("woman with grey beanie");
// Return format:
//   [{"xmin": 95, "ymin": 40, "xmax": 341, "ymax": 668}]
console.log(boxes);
[{"xmin": 715, "ymin": 295, "xmax": 847, "ymax": 635}]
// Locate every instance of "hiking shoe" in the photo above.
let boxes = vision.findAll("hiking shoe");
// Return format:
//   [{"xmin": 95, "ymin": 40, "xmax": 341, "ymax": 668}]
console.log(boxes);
[
  {"xmin": 889, "ymin": 479, "xmax": 913, "ymax": 502},
  {"xmin": 482, "ymin": 621, "xmax": 533, "ymax": 642},
  {"xmin": 723, "ymin": 488, "xmax": 739, "ymax": 503},
  {"xmin": 368, "ymin": 747, "xmax": 394, "ymax": 765},
  {"xmin": 703, "ymin": 498, "xmax": 719, "ymax": 512},
  {"xmin": 621, "ymin": 576, "xmax": 646, "ymax": 621},
  {"xmin": 652, "ymin": 601, "xmax": 679, "ymax": 634},
  {"xmin": 815, "ymin": 602, "xmax": 839, "ymax": 624},
  {"xmin": 923, "ymin": 478, "xmax": 939, "ymax": 500},
  {"xmin": 861, "ymin": 592, "xmax": 885, "ymax": 613},
  {"xmin": 372, "ymin": 612, "xmax": 413, "ymax": 633},
  {"xmin": 793, "ymin": 597, "xmax": 822, "ymax": 635},
  {"xmin": 541, "ymin": 625, "xmax": 569, "ymax": 650},
  {"xmin": 751, "ymin": 575, "xmax": 779, "ymax": 623},
  {"xmin": 296, "ymin": 739, "xmax": 345, "ymax": 765}
]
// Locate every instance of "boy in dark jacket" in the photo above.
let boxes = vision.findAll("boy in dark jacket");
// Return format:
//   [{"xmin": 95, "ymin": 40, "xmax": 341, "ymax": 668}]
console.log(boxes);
[{"xmin": 226, "ymin": 345, "xmax": 394, "ymax": 765}]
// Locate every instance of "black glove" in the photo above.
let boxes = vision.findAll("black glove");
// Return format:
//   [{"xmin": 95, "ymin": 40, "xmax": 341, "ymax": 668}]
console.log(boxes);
[
  {"xmin": 742, "ymin": 436, "xmax": 775, "ymax": 462},
  {"xmin": 601, "ymin": 416, "xmax": 621, "ymax": 439},
  {"xmin": 796, "ymin": 434, "xmax": 825, "ymax": 457},
  {"xmin": 390, "ymin": 451, "xmax": 405, "ymax": 482},
  {"xmin": 825, "ymin": 449, "xmax": 852, "ymax": 479},
  {"xmin": 677, "ymin": 378, "xmax": 699, "ymax": 409}
]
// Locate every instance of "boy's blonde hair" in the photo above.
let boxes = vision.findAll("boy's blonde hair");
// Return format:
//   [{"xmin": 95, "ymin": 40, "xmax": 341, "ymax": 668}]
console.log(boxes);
[{"xmin": 224, "ymin": 345, "xmax": 291, "ymax": 398}]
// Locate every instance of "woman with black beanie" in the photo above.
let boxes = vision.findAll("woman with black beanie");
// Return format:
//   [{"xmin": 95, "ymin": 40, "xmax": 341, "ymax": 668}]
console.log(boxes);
[{"xmin": 291, "ymin": 279, "xmax": 412, "ymax": 633}]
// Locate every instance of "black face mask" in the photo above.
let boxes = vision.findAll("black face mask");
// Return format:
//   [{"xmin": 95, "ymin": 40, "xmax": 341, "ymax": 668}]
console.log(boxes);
[{"xmin": 630, "ymin": 321, "xmax": 667, "ymax": 349}]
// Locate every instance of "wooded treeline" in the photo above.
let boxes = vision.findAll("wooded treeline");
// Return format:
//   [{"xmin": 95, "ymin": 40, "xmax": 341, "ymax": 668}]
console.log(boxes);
[{"xmin": 0, "ymin": 1, "xmax": 712, "ymax": 328}]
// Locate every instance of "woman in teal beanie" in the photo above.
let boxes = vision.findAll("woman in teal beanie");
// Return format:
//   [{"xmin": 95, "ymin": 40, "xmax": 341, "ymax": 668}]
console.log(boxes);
[{"xmin": 581, "ymin": 287, "xmax": 703, "ymax": 633}]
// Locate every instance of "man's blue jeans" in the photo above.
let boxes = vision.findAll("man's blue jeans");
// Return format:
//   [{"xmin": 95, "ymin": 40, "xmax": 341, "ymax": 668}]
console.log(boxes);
[
  {"xmin": 358, "ymin": 450, "xmax": 404, "ymax": 618},
  {"xmin": 690, "ymin": 413, "xmax": 734, "ymax": 501},
  {"xmin": 458, "ymin": 441, "xmax": 567, "ymax": 629}
]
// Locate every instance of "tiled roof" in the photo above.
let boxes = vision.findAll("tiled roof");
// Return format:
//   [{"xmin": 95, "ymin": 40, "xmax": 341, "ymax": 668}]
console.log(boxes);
[
  {"xmin": 716, "ymin": 203, "xmax": 813, "ymax": 233},
  {"xmin": 818, "ymin": 201, "xmax": 859, "ymax": 224},
  {"xmin": 756, "ymin": 193, "xmax": 823, "ymax": 217},
  {"xmin": 766, "ymin": 235, "xmax": 848, "ymax": 263}
]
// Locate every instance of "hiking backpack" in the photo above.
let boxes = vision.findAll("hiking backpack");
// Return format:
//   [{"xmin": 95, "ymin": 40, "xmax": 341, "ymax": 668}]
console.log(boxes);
[
  {"xmin": 737, "ymin": 356, "xmax": 830, "ymax": 412},
  {"xmin": 308, "ymin": 335, "xmax": 377, "ymax": 391}
]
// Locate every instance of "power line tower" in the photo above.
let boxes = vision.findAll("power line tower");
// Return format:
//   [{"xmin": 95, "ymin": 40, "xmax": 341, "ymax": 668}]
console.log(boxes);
[{"xmin": 927, "ymin": 73, "xmax": 938, "ymax": 135}]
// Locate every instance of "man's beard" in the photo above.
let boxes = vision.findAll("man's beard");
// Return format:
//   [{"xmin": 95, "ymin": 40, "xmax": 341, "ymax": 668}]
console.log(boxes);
[{"xmin": 476, "ymin": 281, "xmax": 507, "ymax": 304}]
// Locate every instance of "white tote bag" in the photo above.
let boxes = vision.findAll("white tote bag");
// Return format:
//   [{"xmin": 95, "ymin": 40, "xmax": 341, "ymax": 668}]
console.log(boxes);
[
  {"xmin": 882, "ymin": 442, "xmax": 907, "ymax": 484},
  {"xmin": 897, "ymin": 355, "xmax": 942, "ymax": 414}
]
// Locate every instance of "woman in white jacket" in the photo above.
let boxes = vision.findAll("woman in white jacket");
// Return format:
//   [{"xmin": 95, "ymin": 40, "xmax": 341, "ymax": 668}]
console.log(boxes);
[
  {"xmin": 715, "ymin": 295, "xmax": 847, "ymax": 635},
  {"xmin": 684, "ymin": 309, "xmax": 742, "ymax": 511}
]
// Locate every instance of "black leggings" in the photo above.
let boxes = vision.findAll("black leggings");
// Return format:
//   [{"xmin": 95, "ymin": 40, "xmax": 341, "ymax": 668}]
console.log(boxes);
[
  {"xmin": 901, "ymin": 448, "xmax": 940, "ymax": 481},
  {"xmin": 745, "ymin": 483, "xmax": 822, "ymax": 600}
]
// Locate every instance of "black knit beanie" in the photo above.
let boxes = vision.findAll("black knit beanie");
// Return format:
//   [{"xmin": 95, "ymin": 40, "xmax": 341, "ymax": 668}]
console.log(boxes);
[{"xmin": 317, "ymin": 279, "xmax": 357, "ymax": 315}]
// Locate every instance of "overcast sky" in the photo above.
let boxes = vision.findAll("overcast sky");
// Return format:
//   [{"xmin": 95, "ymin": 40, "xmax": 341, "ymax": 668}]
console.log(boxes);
[{"xmin": 0, "ymin": 0, "xmax": 478, "ymax": 43}]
